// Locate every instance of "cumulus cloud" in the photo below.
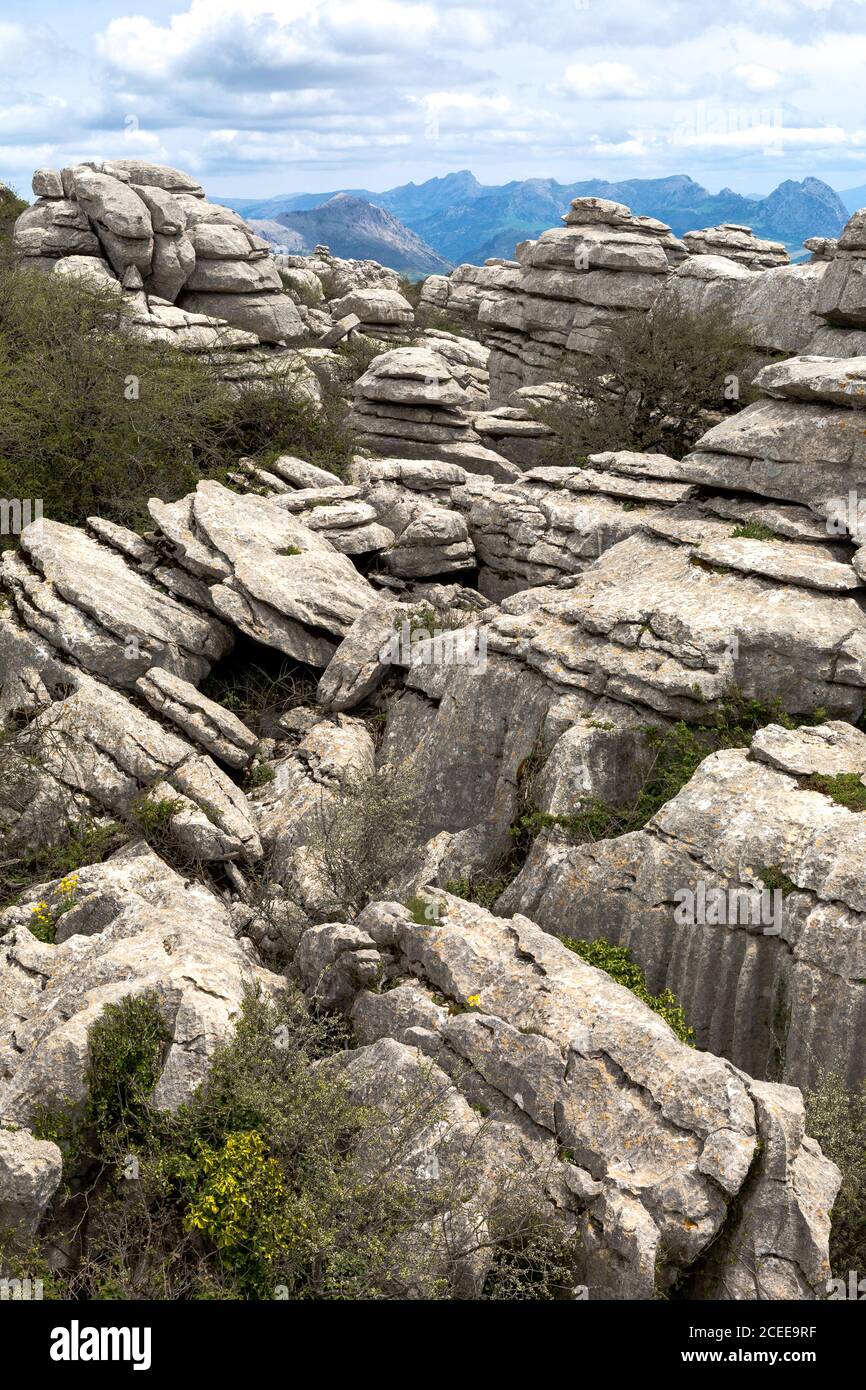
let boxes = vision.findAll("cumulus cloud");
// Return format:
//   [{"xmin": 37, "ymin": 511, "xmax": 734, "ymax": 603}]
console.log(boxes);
[
  {"xmin": 556, "ymin": 62, "xmax": 649, "ymax": 100},
  {"xmin": 2, "ymin": 0, "xmax": 866, "ymax": 193}
]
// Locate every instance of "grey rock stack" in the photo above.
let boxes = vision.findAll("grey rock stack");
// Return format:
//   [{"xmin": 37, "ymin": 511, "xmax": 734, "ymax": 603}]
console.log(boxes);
[
  {"xmin": 683, "ymin": 222, "xmax": 789, "ymax": 268},
  {"xmin": 484, "ymin": 196, "xmax": 686, "ymax": 400},
  {"xmin": 13, "ymin": 159, "xmax": 303, "ymax": 346}
]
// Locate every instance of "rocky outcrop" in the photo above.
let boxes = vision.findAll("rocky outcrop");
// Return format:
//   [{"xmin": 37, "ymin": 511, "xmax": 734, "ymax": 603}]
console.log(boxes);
[
  {"xmin": 328, "ymin": 287, "xmax": 414, "ymax": 341},
  {"xmin": 484, "ymin": 197, "xmax": 686, "ymax": 402},
  {"xmin": 147, "ymin": 481, "xmax": 378, "ymax": 665},
  {"xmin": 683, "ymin": 224, "xmax": 789, "ymax": 269},
  {"xmin": 14, "ymin": 160, "xmax": 303, "ymax": 347},
  {"xmin": 294, "ymin": 897, "xmax": 839, "ymax": 1300},
  {"xmin": 348, "ymin": 345, "xmax": 481, "ymax": 458},
  {"xmin": 0, "ymin": 843, "xmax": 279, "ymax": 1121},
  {"xmin": 652, "ymin": 256, "xmax": 828, "ymax": 355},
  {"xmin": 0, "ymin": 1129, "xmax": 62, "ymax": 1246},
  {"xmin": 419, "ymin": 258, "xmax": 523, "ymax": 334},
  {"xmin": 501, "ymin": 721, "xmax": 866, "ymax": 1091}
]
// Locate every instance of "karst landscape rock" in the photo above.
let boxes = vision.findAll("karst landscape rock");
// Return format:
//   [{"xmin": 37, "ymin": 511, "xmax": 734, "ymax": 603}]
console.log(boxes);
[{"xmin": 3, "ymin": 156, "xmax": 866, "ymax": 1311}]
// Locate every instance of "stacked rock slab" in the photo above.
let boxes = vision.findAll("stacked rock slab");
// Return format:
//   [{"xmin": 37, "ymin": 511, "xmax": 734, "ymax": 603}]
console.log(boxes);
[
  {"xmin": 812, "ymin": 206, "xmax": 866, "ymax": 356},
  {"xmin": 348, "ymin": 345, "xmax": 483, "ymax": 458},
  {"xmin": 14, "ymin": 160, "xmax": 303, "ymax": 346},
  {"xmin": 279, "ymin": 245, "xmax": 402, "ymax": 299},
  {"xmin": 683, "ymin": 223, "xmax": 789, "ymax": 269},
  {"xmin": 419, "ymin": 258, "xmax": 523, "ymax": 335},
  {"xmin": 484, "ymin": 197, "xmax": 686, "ymax": 402},
  {"xmin": 328, "ymin": 287, "xmax": 414, "ymax": 341}
]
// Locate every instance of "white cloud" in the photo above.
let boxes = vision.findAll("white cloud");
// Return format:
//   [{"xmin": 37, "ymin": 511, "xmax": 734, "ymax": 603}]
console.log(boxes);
[
  {"xmin": 557, "ymin": 62, "xmax": 648, "ymax": 100},
  {"xmin": 732, "ymin": 62, "xmax": 782, "ymax": 92},
  {"xmin": 4, "ymin": 1, "xmax": 866, "ymax": 194}
]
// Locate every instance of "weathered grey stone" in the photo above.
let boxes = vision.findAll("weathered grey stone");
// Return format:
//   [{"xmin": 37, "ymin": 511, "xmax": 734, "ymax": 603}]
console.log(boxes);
[
  {"xmin": 4, "ymin": 520, "xmax": 231, "ymax": 687},
  {"xmin": 0, "ymin": 1129, "xmax": 62, "ymax": 1243},
  {"xmin": 135, "ymin": 666, "xmax": 258, "ymax": 768},
  {"xmin": 503, "ymin": 727, "xmax": 866, "ymax": 1089},
  {"xmin": 0, "ymin": 843, "xmax": 277, "ymax": 1122}
]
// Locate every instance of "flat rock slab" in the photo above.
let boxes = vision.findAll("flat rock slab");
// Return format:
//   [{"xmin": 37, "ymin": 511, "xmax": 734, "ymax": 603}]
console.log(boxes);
[
  {"xmin": 695, "ymin": 535, "xmax": 862, "ymax": 591},
  {"xmin": 8, "ymin": 519, "xmax": 231, "ymax": 686},
  {"xmin": 755, "ymin": 354, "xmax": 866, "ymax": 408}
]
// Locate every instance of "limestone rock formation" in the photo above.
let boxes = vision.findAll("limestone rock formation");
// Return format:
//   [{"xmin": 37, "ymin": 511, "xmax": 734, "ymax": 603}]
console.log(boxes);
[
  {"xmin": 13, "ymin": 160, "xmax": 304, "ymax": 347},
  {"xmin": 501, "ymin": 722, "xmax": 866, "ymax": 1089},
  {"xmin": 484, "ymin": 196, "xmax": 686, "ymax": 401},
  {"xmin": 294, "ymin": 896, "xmax": 839, "ymax": 1300},
  {"xmin": 683, "ymin": 224, "xmax": 789, "ymax": 269}
]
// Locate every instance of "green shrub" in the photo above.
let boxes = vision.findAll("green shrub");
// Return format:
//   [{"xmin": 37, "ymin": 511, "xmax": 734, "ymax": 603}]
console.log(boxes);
[
  {"xmin": 0, "ymin": 184, "xmax": 28, "ymax": 246},
  {"xmin": 33, "ymin": 989, "xmax": 581, "ymax": 1300},
  {"xmin": 804, "ymin": 773, "xmax": 866, "ymax": 812},
  {"xmin": 444, "ymin": 876, "xmax": 511, "ymax": 911},
  {"xmin": 804, "ymin": 1072, "xmax": 866, "ymax": 1276},
  {"xmin": 533, "ymin": 303, "xmax": 759, "ymax": 461},
  {"xmin": 0, "ymin": 264, "xmax": 355, "ymax": 532},
  {"xmin": 0, "ymin": 816, "xmax": 123, "ymax": 913},
  {"xmin": 731, "ymin": 520, "xmax": 777, "ymax": 541},
  {"xmin": 128, "ymin": 793, "xmax": 186, "ymax": 850},
  {"xmin": 563, "ymin": 937, "xmax": 694, "ymax": 1044},
  {"xmin": 85, "ymin": 992, "xmax": 169, "ymax": 1144}
]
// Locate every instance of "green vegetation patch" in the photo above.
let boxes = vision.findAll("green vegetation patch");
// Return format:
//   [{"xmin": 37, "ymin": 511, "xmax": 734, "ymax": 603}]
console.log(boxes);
[{"xmin": 562, "ymin": 937, "xmax": 694, "ymax": 1045}]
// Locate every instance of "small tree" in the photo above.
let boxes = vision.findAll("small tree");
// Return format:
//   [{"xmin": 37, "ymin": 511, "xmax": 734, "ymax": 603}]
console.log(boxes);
[
  {"xmin": 309, "ymin": 766, "xmax": 420, "ymax": 918},
  {"xmin": 534, "ymin": 303, "xmax": 759, "ymax": 462}
]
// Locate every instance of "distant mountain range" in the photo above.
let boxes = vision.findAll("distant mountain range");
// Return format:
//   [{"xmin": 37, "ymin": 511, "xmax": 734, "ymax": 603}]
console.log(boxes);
[
  {"xmin": 228, "ymin": 172, "xmax": 850, "ymax": 271},
  {"xmin": 248, "ymin": 193, "xmax": 452, "ymax": 277}
]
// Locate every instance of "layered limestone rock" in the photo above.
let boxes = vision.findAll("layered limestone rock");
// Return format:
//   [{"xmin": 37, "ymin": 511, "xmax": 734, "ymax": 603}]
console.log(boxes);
[
  {"xmin": 147, "ymin": 480, "xmax": 378, "ymax": 665},
  {"xmin": 328, "ymin": 287, "xmax": 414, "ymax": 340},
  {"xmin": 349, "ymin": 458, "xmax": 476, "ymax": 577},
  {"xmin": 418, "ymin": 258, "xmax": 523, "ymax": 334},
  {"xmin": 293, "ymin": 897, "xmax": 839, "ymax": 1300},
  {"xmin": 0, "ymin": 842, "xmax": 279, "ymax": 1121},
  {"xmin": 811, "ymin": 207, "xmax": 866, "ymax": 356},
  {"xmin": 13, "ymin": 160, "xmax": 303, "ymax": 347},
  {"xmin": 278, "ymin": 244, "xmax": 402, "ymax": 300},
  {"xmin": 1, "ymin": 517, "xmax": 233, "ymax": 689},
  {"xmin": 348, "ymin": 345, "xmax": 482, "ymax": 458},
  {"xmin": 679, "ymin": 354, "xmax": 866, "ymax": 569},
  {"xmin": 0, "ymin": 1129, "xmax": 63, "ymax": 1247},
  {"xmin": 683, "ymin": 224, "xmax": 789, "ymax": 269},
  {"xmin": 0, "ymin": 618, "xmax": 261, "ymax": 864},
  {"xmin": 652, "ymin": 255, "xmax": 828, "ymax": 355},
  {"xmin": 500, "ymin": 721, "xmax": 866, "ymax": 1091},
  {"xmin": 483, "ymin": 197, "xmax": 686, "ymax": 401}
]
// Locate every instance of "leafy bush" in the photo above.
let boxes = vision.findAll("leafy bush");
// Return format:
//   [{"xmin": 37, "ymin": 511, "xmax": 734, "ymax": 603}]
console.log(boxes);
[
  {"xmin": 533, "ymin": 303, "xmax": 759, "ymax": 461},
  {"xmin": 804, "ymin": 1072, "xmax": 866, "ymax": 1276},
  {"xmin": 34, "ymin": 989, "xmax": 582, "ymax": 1300},
  {"xmin": 0, "ymin": 264, "xmax": 355, "ymax": 532},
  {"xmin": 0, "ymin": 814, "xmax": 123, "ymax": 913},
  {"xmin": 731, "ymin": 520, "xmax": 777, "ymax": 541},
  {"xmin": 0, "ymin": 184, "xmax": 27, "ymax": 248},
  {"xmin": 562, "ymin": 937, "xmax": 694, "ymax": 1044},
  {"xmin": 85, "ymin": 993, "xmax": 169, "ymax": 1144},
  {"xmin": 444, "ymin": 876, "xmax": 513, "ymax": 911}
]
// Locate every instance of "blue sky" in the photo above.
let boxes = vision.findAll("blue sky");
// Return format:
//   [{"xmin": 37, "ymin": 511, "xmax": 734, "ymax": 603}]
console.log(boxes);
[{"xmin": 4, "ymin": 0, "xmax": 866, "ymax": 200}]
